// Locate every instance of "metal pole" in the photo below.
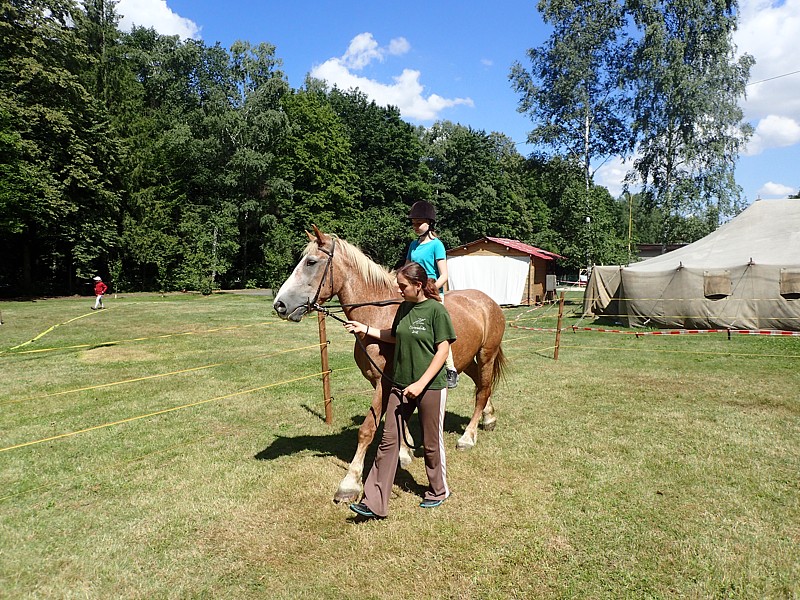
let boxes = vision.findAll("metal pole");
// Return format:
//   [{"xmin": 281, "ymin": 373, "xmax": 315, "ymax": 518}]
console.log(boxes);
[
  {"xmin": 626, "ymin": 191, "xmax": 633, "ymax": 264},
  {"xmin": 317, "ymin": 311, "xmax": 333, "ymax": 424},
  {"xmin": 554, "ymin": 291, "xmax": 565, "ymax": 360}
]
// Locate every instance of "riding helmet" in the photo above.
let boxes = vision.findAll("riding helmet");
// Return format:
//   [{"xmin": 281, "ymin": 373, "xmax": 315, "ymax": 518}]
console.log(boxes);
[{"xmin": 408, "ymin": 200, "xmax": 436, "ymax": 223}]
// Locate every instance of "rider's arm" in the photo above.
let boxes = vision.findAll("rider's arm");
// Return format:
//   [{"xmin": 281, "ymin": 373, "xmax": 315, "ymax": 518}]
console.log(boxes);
[{"xmin": 434, "ymin": 257, "xmax": 448, "ymax": 291}]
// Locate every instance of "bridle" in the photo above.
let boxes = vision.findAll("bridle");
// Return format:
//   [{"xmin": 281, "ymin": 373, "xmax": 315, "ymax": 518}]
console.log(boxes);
[{"xmin": 307, "ymin": 237, "xmax": 337, "ymax": 314}]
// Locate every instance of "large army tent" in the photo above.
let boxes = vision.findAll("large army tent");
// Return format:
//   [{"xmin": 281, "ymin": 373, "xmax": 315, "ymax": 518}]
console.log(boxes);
[{"xmin": 582, "ymin": 198, "xmax": 800, "ymax": 330}]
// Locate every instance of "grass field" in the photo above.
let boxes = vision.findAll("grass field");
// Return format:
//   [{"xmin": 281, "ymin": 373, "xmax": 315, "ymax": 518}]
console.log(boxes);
[{"xmin": 1, "ymin": 291, "xmax": 798, "ymax": 599}]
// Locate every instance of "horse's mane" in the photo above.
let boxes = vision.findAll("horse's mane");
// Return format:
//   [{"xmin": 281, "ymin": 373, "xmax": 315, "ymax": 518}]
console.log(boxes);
[{"xmin": 304, "ymin": 236, "xmax": 396, "ymax": 288}]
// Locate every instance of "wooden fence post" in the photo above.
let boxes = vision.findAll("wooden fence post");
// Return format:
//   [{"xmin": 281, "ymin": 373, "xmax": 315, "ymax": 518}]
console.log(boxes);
[
  {"xmin": 317, "ymin": 311, "xmax": 333, "ymax": 424},
  {"xmin": 554, "ymin": 291, "xmax": 565, "ymax": 360}
]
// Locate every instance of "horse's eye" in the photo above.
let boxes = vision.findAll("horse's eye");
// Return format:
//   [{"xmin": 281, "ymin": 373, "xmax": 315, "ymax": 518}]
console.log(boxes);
[{"xmin": 306, "ymin": 258, "xmax": 317, "ymax": 267}]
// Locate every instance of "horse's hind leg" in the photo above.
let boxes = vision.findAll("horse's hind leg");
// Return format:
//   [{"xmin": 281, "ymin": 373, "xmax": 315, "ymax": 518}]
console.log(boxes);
[
  {"xmin": 456, "ymin": 387, "xmax": 491, "ymax": 450},
  {"xmin": 456, "ymin": 350, "xmax": 498, "ymax": 450},
  {"xmin": 482, "ymin": 397, "xmax": 497, "ymax": 431}
]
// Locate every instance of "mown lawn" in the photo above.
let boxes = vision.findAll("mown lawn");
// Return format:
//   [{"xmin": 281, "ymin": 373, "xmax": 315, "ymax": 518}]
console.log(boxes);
[{"xmin": 1, "ymin": 291, "xmax": 798, "ymax": 599}]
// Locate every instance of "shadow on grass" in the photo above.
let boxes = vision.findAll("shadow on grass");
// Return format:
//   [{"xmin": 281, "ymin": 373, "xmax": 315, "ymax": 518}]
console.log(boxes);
[
  {"xmin": 253, "ymin": 409, "xmax": 476, "ymax": 503},
  {"xmin": 253, "ymin": 410, "xmax": 472, "ymax": 465},
  {"xmin": 253, "ymin": 416, "xmax": 361, "ymax": 463}
]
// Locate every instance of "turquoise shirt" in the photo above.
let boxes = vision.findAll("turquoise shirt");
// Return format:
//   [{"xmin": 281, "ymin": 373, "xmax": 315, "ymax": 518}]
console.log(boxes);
[{"xmin": 407, "ymin": 238, "xmax": 446, "ymax": 281}]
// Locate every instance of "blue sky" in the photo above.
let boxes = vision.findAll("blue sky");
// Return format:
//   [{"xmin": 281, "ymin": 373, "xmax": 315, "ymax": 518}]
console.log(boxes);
[{"xmin": 116, "ymin": 0, "xmax": 800, "ymax": 204}]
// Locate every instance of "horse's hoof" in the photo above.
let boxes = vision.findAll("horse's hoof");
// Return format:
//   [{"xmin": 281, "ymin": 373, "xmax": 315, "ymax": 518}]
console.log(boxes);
[
  {"xmin": 456, "ymin": 436, "xmax": 476, "ymax": 451},
  {"xmin": 481, "ymin": 420, "xmax": 497, "ymax": 432},
  {"xmin": 333, "ymin": 487, "xmax": 361, "ymax": 504},
  {"xmin": 399, "ymin": 447, "xmax": 414, "ymax": 469}
]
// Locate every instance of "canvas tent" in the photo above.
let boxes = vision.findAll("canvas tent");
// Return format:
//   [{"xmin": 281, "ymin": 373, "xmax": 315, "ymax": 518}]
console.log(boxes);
[
  {"xmin": 583, "ymin": 198, "xmax": 800, "ymax": 330},
  {"xmin": 447, "ymin": 237, "xmax": 562, "ymax": 306}
]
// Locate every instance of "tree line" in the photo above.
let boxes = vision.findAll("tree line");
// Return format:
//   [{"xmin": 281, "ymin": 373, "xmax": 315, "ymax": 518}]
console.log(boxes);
[{"xmin": 1, "ymin": 0, "xmax": 751, "ymax": 296}]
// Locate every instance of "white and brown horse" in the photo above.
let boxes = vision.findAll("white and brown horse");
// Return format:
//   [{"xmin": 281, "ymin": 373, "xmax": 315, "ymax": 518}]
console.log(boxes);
[{"xmin": 273, "ymin": 226, "xmax": 507, "ymax": 503}]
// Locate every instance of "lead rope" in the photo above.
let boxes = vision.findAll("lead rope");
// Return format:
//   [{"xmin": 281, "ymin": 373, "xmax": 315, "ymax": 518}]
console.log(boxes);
[{"xmin": 312, "ymin": 302, "xmax": 421, "ymax": 450}]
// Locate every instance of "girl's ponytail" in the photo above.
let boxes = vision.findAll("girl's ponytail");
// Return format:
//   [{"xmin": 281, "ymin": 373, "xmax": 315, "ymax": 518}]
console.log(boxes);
[
  {"xmin": 397, "ymin": 262, "xmax": 442, "ymax": 302},
  {"xmin": 424, "ymin": 278, "xmax": 442, "ymax": 301}
]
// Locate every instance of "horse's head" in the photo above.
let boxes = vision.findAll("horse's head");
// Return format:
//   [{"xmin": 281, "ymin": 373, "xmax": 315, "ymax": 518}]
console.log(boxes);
[{"xmin": 273, "ymin": 225, "xmax": 338, "ymax": 322}]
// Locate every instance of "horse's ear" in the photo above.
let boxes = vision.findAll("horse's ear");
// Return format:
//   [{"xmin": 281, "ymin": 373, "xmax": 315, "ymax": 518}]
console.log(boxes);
[
  {"xmin": 312, "ymin": 224, "xmax": 325, "ymax": 241},
  {"xmin": 305, "ymin": 229, "xmax": 314, "ymax": 242}
]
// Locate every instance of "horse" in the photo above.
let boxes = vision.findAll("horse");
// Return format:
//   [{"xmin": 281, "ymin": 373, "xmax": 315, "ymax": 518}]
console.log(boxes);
[{"xmin": 273, "ymin": 225, "xmax": 507, "ymax": 503}]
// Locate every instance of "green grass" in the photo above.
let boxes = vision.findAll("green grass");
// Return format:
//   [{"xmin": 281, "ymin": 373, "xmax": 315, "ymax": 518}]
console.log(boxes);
[{"xmin": 1, "ymin": 291, "xmax": 798, "ymax": 598}]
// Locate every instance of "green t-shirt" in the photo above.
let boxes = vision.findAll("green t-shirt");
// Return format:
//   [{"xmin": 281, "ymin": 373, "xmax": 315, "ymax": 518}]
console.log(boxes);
[{"xmin": 391, "ymin": 299, "xmax": 457, "ymax": 390}]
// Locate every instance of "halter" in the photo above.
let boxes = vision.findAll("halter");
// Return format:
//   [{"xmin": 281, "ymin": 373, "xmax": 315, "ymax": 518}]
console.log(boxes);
[
  {"xmin": 308, "ymin": 236, "xmax": 403, "ymax": 314},
  {"xmin": 308, "ymin": 237, "xmax": 336, "ymax": 313}
]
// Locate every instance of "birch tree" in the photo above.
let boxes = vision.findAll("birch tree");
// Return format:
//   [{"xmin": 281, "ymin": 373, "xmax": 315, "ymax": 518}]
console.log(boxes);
[{"xmin": 625, "ymin": 0, "xmax": 754, "ymax": 245}]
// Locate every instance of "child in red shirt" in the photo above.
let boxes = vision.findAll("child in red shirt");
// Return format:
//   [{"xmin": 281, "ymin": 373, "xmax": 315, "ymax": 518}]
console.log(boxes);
[{"xmin": 92, "ymin": 276, "xmax": 108, "ymax": 310}]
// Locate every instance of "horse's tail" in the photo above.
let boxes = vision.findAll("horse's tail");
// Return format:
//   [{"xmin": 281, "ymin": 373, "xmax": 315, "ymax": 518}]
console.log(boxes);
[{"xmin": 490, "ymin": 345, "xmax": 508, "ymax": 392}]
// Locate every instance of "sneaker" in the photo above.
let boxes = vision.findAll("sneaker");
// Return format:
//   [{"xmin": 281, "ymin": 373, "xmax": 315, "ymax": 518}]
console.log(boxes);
[
  {"xmin": 419, "ymin": 498, "xmax": 445, "ymax": 509},
  {"xmin": 349, "ymin": 502, "xmax": 382, "ymax": 519},
  {"xmin": 446, "ymin": 369, "xmax": 458, "ymax": 389}
]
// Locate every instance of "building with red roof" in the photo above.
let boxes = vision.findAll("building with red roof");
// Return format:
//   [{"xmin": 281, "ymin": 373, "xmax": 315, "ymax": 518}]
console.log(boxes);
[{"xmin": 446, "ymin": 237, "xmax": 564, "ymax": 305}]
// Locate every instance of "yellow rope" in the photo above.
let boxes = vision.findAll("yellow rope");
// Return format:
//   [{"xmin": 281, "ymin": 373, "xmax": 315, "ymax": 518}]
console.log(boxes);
[
  {"xmin": 0, "ymin": 370, "xmax": 334, "ymax": 453},
  {"xmin": 0, "ymin": 343, "xmax": 324, "ymax": 407},
  {"xmin": 6, "ymin": 311, "xmax": 98, "ymax": 351},
  {"xmin": 2, "ymin": 321, "xmax": 278, "ymax": 356},
  {"xmin": 0, "ymin": 435, "xmax": 215, "ymax": 502}
]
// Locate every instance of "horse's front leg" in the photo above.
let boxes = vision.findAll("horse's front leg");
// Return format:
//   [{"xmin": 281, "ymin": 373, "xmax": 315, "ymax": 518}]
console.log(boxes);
[
  {"xmin": 334, "ymin": 381, "xmax": 414, "ymax": 503},
  {"xmin": 334, "ymin": 393, "xmax": 380, "ymax": 503}
]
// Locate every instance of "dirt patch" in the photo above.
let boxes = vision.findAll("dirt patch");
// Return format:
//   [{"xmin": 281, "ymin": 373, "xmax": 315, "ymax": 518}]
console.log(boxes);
[{"xmin": 80, "ymin": 346, "xmax": 157, "ymax": 363}]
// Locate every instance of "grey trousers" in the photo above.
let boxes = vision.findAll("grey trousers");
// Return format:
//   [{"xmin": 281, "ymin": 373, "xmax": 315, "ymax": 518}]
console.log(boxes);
[{"xmin": 361, "ymin": 385, "xmax": 450, "ymax": 518}]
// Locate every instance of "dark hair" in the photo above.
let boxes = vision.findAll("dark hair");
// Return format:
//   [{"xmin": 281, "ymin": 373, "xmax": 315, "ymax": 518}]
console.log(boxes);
[{"xmin": 397, "ymin": 262, "xmax": 441, "ymax": 302}]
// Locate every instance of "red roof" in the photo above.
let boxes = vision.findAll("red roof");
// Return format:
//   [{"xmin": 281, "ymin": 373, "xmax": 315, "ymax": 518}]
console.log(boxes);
[{"xmin": 449, "ymin": 236, "xmax": 563, "ymax": 261}]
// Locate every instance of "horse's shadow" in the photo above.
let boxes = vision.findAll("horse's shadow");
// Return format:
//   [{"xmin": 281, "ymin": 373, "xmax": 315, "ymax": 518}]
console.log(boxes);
[{"xmin": 253, "ymin": 405, "xmax": 471, "ymax": 468}]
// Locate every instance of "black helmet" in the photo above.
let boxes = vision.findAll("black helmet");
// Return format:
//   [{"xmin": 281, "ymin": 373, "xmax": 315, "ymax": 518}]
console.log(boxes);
[{"xmin": 408, "ymin": 201, "xmax": 436, "ymax": 222}]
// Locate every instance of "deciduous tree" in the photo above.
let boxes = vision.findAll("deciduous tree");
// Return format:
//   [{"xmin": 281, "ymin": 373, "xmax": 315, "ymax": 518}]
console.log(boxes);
[{"xmin": 625, "ymin": 0, "xmax": 754, "ymax": 246}]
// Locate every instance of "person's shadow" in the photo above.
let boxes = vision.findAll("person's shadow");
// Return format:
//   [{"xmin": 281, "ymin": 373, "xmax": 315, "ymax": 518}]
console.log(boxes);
[{"xmin": 253, "ymin": 405, "xmax": 471, "ymax": 495}]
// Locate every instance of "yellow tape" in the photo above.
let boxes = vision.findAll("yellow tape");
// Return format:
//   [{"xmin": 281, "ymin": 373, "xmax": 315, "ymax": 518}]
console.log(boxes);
[
  {"xmin": 0, "ymin": 435, "xmax": 215, "ymax": 502},
  {"xmin": 7, "ymin": 312, "xmax": 98, "ymax": 351},
  {"xmin": 1, "ymin": 343, "xmax": 324, "ymax": 407},
  {"xmin": 3, "ymin": 321, "xmax": 278, "ymax": 356},
  {"xmin": 0, "ymin": 370, "xmax": 331, "ymax": 453}
]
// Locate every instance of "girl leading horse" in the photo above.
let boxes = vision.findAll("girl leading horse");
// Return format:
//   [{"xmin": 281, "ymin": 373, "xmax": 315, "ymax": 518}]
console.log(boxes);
[{"xmin": 273, "ymin": 226, "xmax": 507, "ymax": 503}]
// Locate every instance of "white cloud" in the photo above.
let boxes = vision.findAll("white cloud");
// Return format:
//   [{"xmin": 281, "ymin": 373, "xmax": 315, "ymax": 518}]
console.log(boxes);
[
  {"xmin": 115, "ymin": 0, "xmax": 201, "ymax": 39},
  {"xmin": 340, "ymin": 33, "xmax": 410, "ymax": 70},
  {"xmin": 593, "ymin": 156, "xmax": 632, "ymax": 199},
  {"xmin": 744, "ymin": 115, "xmax": 800, "ymax": 155},
  {"xmin": 388, "ymin": 37, "xmax": 411, "ymax": 56},
  {"xmin": 735, "ymin": 0, "xmax": 800, "ymax": 125},
  {"xmin": 341, "ymin": 33, "xmax": 384, "ymax": 69},
  {"xmin": 310, "ymin": 34, "xmax": 473, "ymax": 122},
  {"xmin": 481, "ymin": 58, "xmax": 494, "ymax": 68},
  {"xmin": 757, "ymin": 181, "xmax": 798, "ymax": 198}
]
